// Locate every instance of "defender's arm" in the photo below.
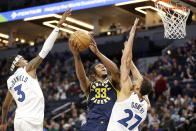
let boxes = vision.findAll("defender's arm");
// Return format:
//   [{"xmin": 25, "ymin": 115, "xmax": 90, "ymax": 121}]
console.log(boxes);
[
  {"xmin": 26, "ymin": 9, "xmax": 71, "ymax": 73},
  {"xmin": 1, "ymin": 91, "xmax": 13, "ymax": 131}
]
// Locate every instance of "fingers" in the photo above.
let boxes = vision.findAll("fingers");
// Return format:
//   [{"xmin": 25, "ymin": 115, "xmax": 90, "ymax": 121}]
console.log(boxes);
[
  {"xmin": 73, "ymin": 39, "xmax": 77, "ymax": 47},
  {"xmin": 66, "ymin": 8, "xmax": 72, "ymax": 16},
  {"xmin": 134, "ymin": 18, "xmax": 139, "ymax": 25},
  {"xmin": 89, "ymin": 42, "xmax": 95, "ymax": 47},
  {"xmin": 89, "ymin": 34, "xmax": 96, "ymax": 44},
  {"xmin": 64, "ymin": 8, "xmax": 72, "ymax": 17},
  {"xmin": 69, "ymin": 37, "xmax": 79, "ymax": 51},
  {"xmin": 1, "ymin": 125, "xmax": 6, "ymax": 131}
]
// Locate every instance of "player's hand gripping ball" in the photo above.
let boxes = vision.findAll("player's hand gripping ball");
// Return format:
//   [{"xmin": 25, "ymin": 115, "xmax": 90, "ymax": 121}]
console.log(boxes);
[{"xmin": 69, "ymin": 30, "xmax": 91, "ymax": 51}]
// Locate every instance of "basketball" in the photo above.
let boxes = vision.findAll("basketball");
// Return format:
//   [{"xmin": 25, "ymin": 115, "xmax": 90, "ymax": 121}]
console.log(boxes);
[{"xmin": 69, "ymin": 30, "xmax": 91, "ymax": 51}]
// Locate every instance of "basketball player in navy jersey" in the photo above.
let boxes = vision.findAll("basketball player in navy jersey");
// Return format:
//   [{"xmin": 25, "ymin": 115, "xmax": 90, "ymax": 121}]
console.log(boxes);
[
  {"xmin": 69, "ymin": 35, "xmax": 120, "ymax": 131},
  {"xmin": 1, "ymin": 9, "xmax": 71, "ymax": 131}
]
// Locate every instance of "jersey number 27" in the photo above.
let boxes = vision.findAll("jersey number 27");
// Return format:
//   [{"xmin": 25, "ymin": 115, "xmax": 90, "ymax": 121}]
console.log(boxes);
[
  {"xmin": 14, "ymin": 84, "xmax": 25, "ymax": 102},
  {"xmin": 118, "ymin": 109, "xmax": 142, "ymax": 130}
]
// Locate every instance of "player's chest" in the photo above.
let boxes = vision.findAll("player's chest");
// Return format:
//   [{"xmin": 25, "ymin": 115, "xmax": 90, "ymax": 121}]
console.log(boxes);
[{"xmin": 89, "ymin": 82, "xmax": 116, "ymax": 104}]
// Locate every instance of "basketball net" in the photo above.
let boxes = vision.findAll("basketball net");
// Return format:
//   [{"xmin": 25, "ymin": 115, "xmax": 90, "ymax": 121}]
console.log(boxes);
[{"xmin": 155, "ymin": 0, "xmax": 190, "ymax": 39}]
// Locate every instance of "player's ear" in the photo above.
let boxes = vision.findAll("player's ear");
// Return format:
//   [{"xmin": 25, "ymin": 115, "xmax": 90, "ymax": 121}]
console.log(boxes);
[
  {"xmin": 15, "ymin": 61, "xmax": 21, "ymax": 67},
  {"xmin": 15, "ymin": 62, "xmax": 19, "ymax": 67},
  {"xmin": 91, "ymin": 73, "xmax": 96, "ymax": 78}
]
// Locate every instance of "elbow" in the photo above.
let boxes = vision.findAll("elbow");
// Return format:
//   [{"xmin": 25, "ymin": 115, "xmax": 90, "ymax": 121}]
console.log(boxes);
[{"xmin": 79, "ymin": 77, "xmax": 87, "ymax": 83}]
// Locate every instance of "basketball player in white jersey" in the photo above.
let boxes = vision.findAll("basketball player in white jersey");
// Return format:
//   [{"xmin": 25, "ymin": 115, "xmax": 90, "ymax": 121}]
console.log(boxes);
[
  {"xmin": 107, "ymin": 18, "xmax": 152, "ymax": 131},
  {"xmin": 0, "ymin": 9, "xmax": 71, "ymax": 131}
]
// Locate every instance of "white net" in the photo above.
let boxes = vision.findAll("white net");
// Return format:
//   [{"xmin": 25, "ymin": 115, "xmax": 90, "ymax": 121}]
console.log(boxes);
[{"xmin": 155, "ymin": 0, "xmax": 190, "ymax": 39}]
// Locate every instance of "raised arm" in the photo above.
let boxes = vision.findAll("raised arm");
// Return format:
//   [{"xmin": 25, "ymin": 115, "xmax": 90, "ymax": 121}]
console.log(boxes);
[
  {"xmin": 89, "ymin": 37, "xmax": 120, "ymax": 89},
  {"xmin": 124, "ymin": 18, "xmax": 139, "ymax": 62},
  {"xmin": 69, "ymin": 39, "xmax": 90, "ymax": 97},
  {"xmin": 1, "ymin": 91, "xmax": 13, "ymax": 131},
  {"xmin": 123, "ymin": 18, "xmax": 143, "ymax": 89},
  {"xmin": 120, "ymin": 18, "xmax": 139, "ymax": 95},
  {"xmin": 130, "ymin": 61, "xmax": 143, "ymax": 89},
  {"xmin": 26, "ymin": 9, "xmax": 71, "ymax": 77}
]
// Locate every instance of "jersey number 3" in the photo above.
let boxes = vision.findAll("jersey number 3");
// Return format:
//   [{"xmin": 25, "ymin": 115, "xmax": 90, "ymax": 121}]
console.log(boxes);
[
  {"xmin": 118, "ymin": 109, "xmax": 142, "ymax": 130},
  {"xmin": 14, "ymin": 84, "xmax": 25, "ymax": 102}
]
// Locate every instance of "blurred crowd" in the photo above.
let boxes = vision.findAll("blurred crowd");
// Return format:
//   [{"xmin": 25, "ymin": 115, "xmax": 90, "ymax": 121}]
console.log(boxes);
[
  {"xmin": 0, "ymin": 38, "xmax": 196, "ymax": 131},
  {"xmin": 142, "ymin": 39, "xmax": 196, "ymax": 131}
]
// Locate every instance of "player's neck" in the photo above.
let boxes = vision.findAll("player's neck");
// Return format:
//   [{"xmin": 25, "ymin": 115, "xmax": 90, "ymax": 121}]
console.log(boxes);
[
  {"xmin": 95, "ymin": 77, "xmax": 106, "ymax": 82},
  {"xmin": 134, "ymin": 90, "xmax": 143, "ymax": 101}
]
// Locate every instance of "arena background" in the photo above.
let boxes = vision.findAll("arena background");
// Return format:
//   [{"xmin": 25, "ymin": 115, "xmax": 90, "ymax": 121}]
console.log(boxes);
[{"xmin": 0, "ymin": 0, "xmax": 196, "ymax": 131}]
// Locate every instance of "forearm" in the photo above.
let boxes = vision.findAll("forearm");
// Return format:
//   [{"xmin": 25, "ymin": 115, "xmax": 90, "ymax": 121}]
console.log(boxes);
[
  {"xmin": 74, "ymin": 54, "xmax": 88, "ymax": 82},
  {"xmin": 125, "ymin": 24, "xmax": 137, "ymax": 60},
  {"xmin": 39, "ymin": 27, "xmax": 59, "ymax": 59},
  {"xmin": 130, "ymin": 61, "xmax": 143, "ymax": 81},
  {"xmin": 1, "ymin": 107, "xmax": 8, "ymax": 124},
  {"xmin": 96, "ymin": 51, "xmax": 119, "ymax": 74}
]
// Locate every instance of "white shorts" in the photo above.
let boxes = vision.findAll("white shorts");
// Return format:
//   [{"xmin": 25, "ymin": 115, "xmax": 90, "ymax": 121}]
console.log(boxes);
[{"xmin": 14, "ymin": 118, "xmax": 43, "ymax": 131}]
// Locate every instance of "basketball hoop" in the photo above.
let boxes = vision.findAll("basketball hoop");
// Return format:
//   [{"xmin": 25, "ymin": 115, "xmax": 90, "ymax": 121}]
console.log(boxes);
[{"xmin": 155, "ymin": 0, "xmax": 190, "ymax": 39}]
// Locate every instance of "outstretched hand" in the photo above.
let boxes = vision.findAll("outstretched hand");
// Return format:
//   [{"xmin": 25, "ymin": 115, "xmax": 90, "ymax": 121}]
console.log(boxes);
[
  {"xmin": 69, "ymin": 37, "xmax": 79, "ymax": 55},
  {"xmin": 134, "ymin": 18, "xmax": 139, "ymax": 26},
  {"xmin": 0, "ymin": 123, "xmax": 7, "ymax": 131},
  {"xmin": 57, "ymin": 8, "xmax": 71, "ymax": 27},
  {"xmin": 89, "ymin": 35, "xmax": 100, "ymax": 55},
  {"xmin": 129, "ymin": 18, "xmax": 139, "ymax": 35}
]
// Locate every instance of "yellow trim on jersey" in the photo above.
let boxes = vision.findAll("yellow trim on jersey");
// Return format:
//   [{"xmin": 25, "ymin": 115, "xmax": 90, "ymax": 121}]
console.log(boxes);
[
  {"xmin": 108, "ymin": 80, "xmax": 119, "ymax": 98},
  {"xmin": 86, "ymin": 82, "xmax": 93, "ymax": 101}
]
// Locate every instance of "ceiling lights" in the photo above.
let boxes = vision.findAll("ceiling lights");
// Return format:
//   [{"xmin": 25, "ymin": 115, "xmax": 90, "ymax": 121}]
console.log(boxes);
[
  {"xmin": 43, "ymin": 21, "xmax": 74, "ymax": 34},
  {"xmin": 24, "ymin": 14, "xmax": 94, "ymax": 31},
  {"xmin": 43, "ymin": 20, "xmax": 89, "ymax": 34},
  {"xmin": 0, "ymin": 33, "xmax": 9, "ymax": 39},
  {"xmin": 115, "ymin": 0, "xmax": 149, "ymax": 6},
  {"xmin": 135, "ymin": 6, "xmax": 165, "ymax": 15}
]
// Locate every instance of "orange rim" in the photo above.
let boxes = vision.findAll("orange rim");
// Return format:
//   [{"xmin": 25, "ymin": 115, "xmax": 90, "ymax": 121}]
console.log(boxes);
[{"xmin": 155, "ymin": 0, "xmax": 189, "ymax": 11}]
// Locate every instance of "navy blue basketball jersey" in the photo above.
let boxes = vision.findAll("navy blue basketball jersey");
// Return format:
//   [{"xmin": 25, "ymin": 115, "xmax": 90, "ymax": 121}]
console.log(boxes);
[{"xmin": 86, "ymin": 79, "xmax": 119, "ymax": 120}]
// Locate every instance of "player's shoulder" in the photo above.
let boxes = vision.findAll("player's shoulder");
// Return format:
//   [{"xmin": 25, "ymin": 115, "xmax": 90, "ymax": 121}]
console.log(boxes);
[
  {"xmin": 7, "ymin": 75, "xmax": 12, "ymax": 83},
  {"xmin": 129, "ymin": 91, "xmax": 137, "ymax": 97},
  {"xmin": 7, "ymin": 67, "xmax": 24, "ymax": 82}
]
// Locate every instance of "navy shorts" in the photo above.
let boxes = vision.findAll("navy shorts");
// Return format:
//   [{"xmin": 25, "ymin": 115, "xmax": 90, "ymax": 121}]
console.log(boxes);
[{"xmin": 79, "ymin": 118, "xmax": 109, "ymax": 131}]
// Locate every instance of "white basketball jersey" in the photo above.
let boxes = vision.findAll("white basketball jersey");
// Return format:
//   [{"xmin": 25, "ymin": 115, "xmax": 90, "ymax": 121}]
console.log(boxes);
[
  {"xmin": 7, "ymin": 67, "xmax": 44, "ymax": 125},
  {"xmin": 107, "ymin": 92, "xmax": 147, "ymax": 131}
]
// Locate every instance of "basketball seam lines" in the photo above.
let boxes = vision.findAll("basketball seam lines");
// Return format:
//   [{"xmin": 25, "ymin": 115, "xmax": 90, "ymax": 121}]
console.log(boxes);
[{"xmin": 73, "ymin": 33, "xmax": 89, "ymax": 50}]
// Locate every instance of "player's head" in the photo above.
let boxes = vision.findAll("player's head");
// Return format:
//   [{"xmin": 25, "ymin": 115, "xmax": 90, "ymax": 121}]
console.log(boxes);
[
  {"xmin": 89, "ymin": 62, "xmax": 107, "ymax": 80},
  {"xmin": 139, "ymin": 77, "xmax": 152, "ymax": 96},
  {"xmin": 7, "ymin": 55, "xmax": 28, "ymax": 73}
]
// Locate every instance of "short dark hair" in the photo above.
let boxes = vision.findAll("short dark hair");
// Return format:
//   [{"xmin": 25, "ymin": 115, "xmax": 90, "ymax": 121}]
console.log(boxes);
[
  {"xmin": 140, "ymin": 77, "xmax": 152, "ymax": 96},
  {"xmin": 89, "ymin": 62, "xmax": 101, "ymax": 75},
  {"xmin": 88, "ymin": 62, "xmax": 101, "ymax": 81}
]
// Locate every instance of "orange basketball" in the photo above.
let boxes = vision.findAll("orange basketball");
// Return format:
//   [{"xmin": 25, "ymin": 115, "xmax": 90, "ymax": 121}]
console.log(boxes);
[{"xmin": 70, "ymin": 30, "xmax": 91, "ymax": 51}]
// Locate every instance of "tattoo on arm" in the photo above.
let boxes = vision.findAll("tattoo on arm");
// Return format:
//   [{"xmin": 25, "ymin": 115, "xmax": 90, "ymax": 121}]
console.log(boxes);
[{"xmin": 26, "ymin": 56, "xmax": 43, "ymax": 72}]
